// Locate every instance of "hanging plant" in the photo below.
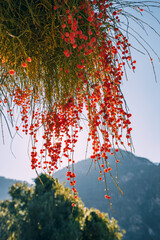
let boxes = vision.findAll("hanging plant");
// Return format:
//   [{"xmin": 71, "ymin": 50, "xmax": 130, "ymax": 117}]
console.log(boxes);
[{"xmin": 0, "ymin": 0, "xmax": 159, "ymax": 205}]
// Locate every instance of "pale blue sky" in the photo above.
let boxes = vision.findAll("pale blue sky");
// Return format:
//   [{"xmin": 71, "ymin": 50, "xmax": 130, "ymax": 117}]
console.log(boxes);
[{"xmin": 0, "ymin": 4, "xmax": 160, "ymax": 183}]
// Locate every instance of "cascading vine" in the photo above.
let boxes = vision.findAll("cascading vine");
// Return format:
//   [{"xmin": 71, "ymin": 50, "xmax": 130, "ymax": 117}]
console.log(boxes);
[{"xmin": 0, "ymin": 0, "xmax": 159, "ymax": 205}]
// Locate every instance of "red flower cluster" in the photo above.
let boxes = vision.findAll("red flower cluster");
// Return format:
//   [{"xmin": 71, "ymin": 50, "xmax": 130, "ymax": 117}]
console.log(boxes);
[{"xmin": 2, "ymin": 0, "xmax": 137, "ymax": 203}]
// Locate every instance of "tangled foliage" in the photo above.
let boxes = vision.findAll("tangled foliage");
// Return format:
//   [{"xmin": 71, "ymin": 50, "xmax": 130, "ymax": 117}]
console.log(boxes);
[{"xmin": 0, "ymin": 0, "xmax": 159, "ymax": 201}]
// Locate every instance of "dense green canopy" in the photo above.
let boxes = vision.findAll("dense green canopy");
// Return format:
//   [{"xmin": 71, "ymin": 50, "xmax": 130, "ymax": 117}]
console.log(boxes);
[{"xmin": 0, "ymin": 174, "xmax": 124, "ymax": 240}]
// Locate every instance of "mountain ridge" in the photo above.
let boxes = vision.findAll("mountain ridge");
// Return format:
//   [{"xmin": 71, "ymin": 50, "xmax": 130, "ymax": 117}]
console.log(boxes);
[
  {"xmin": 0, "ymin": 150, "xmax": 159, "ymax": 239},
  {"xmin": 54, "ymin": 150, "xmax": 160, "ymax": 240},
  {"xmin": 0, "ymin": 176, "xmax": 27, "ymax": 201}
]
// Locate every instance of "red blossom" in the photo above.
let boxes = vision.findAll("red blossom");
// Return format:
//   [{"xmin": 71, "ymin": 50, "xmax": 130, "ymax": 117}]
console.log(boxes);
[
  {"xmin": 9, "ymin": 69, "xmax": 15, "ymax": 75},
  {"xmin": 22, "ymin": 62, "xmax": 27, "ymax": 68},
  {"xmin": 27, "ymin": 57, "xmax": 31, "ymax": 62}
]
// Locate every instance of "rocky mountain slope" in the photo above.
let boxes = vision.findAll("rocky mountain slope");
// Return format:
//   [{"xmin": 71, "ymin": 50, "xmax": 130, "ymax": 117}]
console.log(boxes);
[{"xmin": 55, "ymin": 150, "xmax": 160, "ymax": 240}]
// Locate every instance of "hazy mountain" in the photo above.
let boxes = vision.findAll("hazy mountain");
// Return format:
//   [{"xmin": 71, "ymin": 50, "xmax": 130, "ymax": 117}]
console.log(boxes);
[
  {"xmin": 0, "ymin": 176, "xmax": 18, "ymax": 200},
  {"xmin": 0, "ymin": 150, "xmax": 159, "ymax": 239},
  {"xmin": 55, "ymin": 150, "xmax": 160, "ymax": 240},
  {"xmin": 0, "ymin": 176, "xmax": 25, "ymax": 201}
]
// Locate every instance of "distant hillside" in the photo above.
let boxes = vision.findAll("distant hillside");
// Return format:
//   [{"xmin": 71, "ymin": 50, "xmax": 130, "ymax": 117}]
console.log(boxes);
[
  {"xmin": 0, "ymin": 176, "xmax": 23, "ymax": 201},
  {"xmin": 1, "ymin": 150, "xmax": 159, "ymax": 240},
  {"xmin": 55, "ymin": 150, "xmax": 160, "ymax": 240}
]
